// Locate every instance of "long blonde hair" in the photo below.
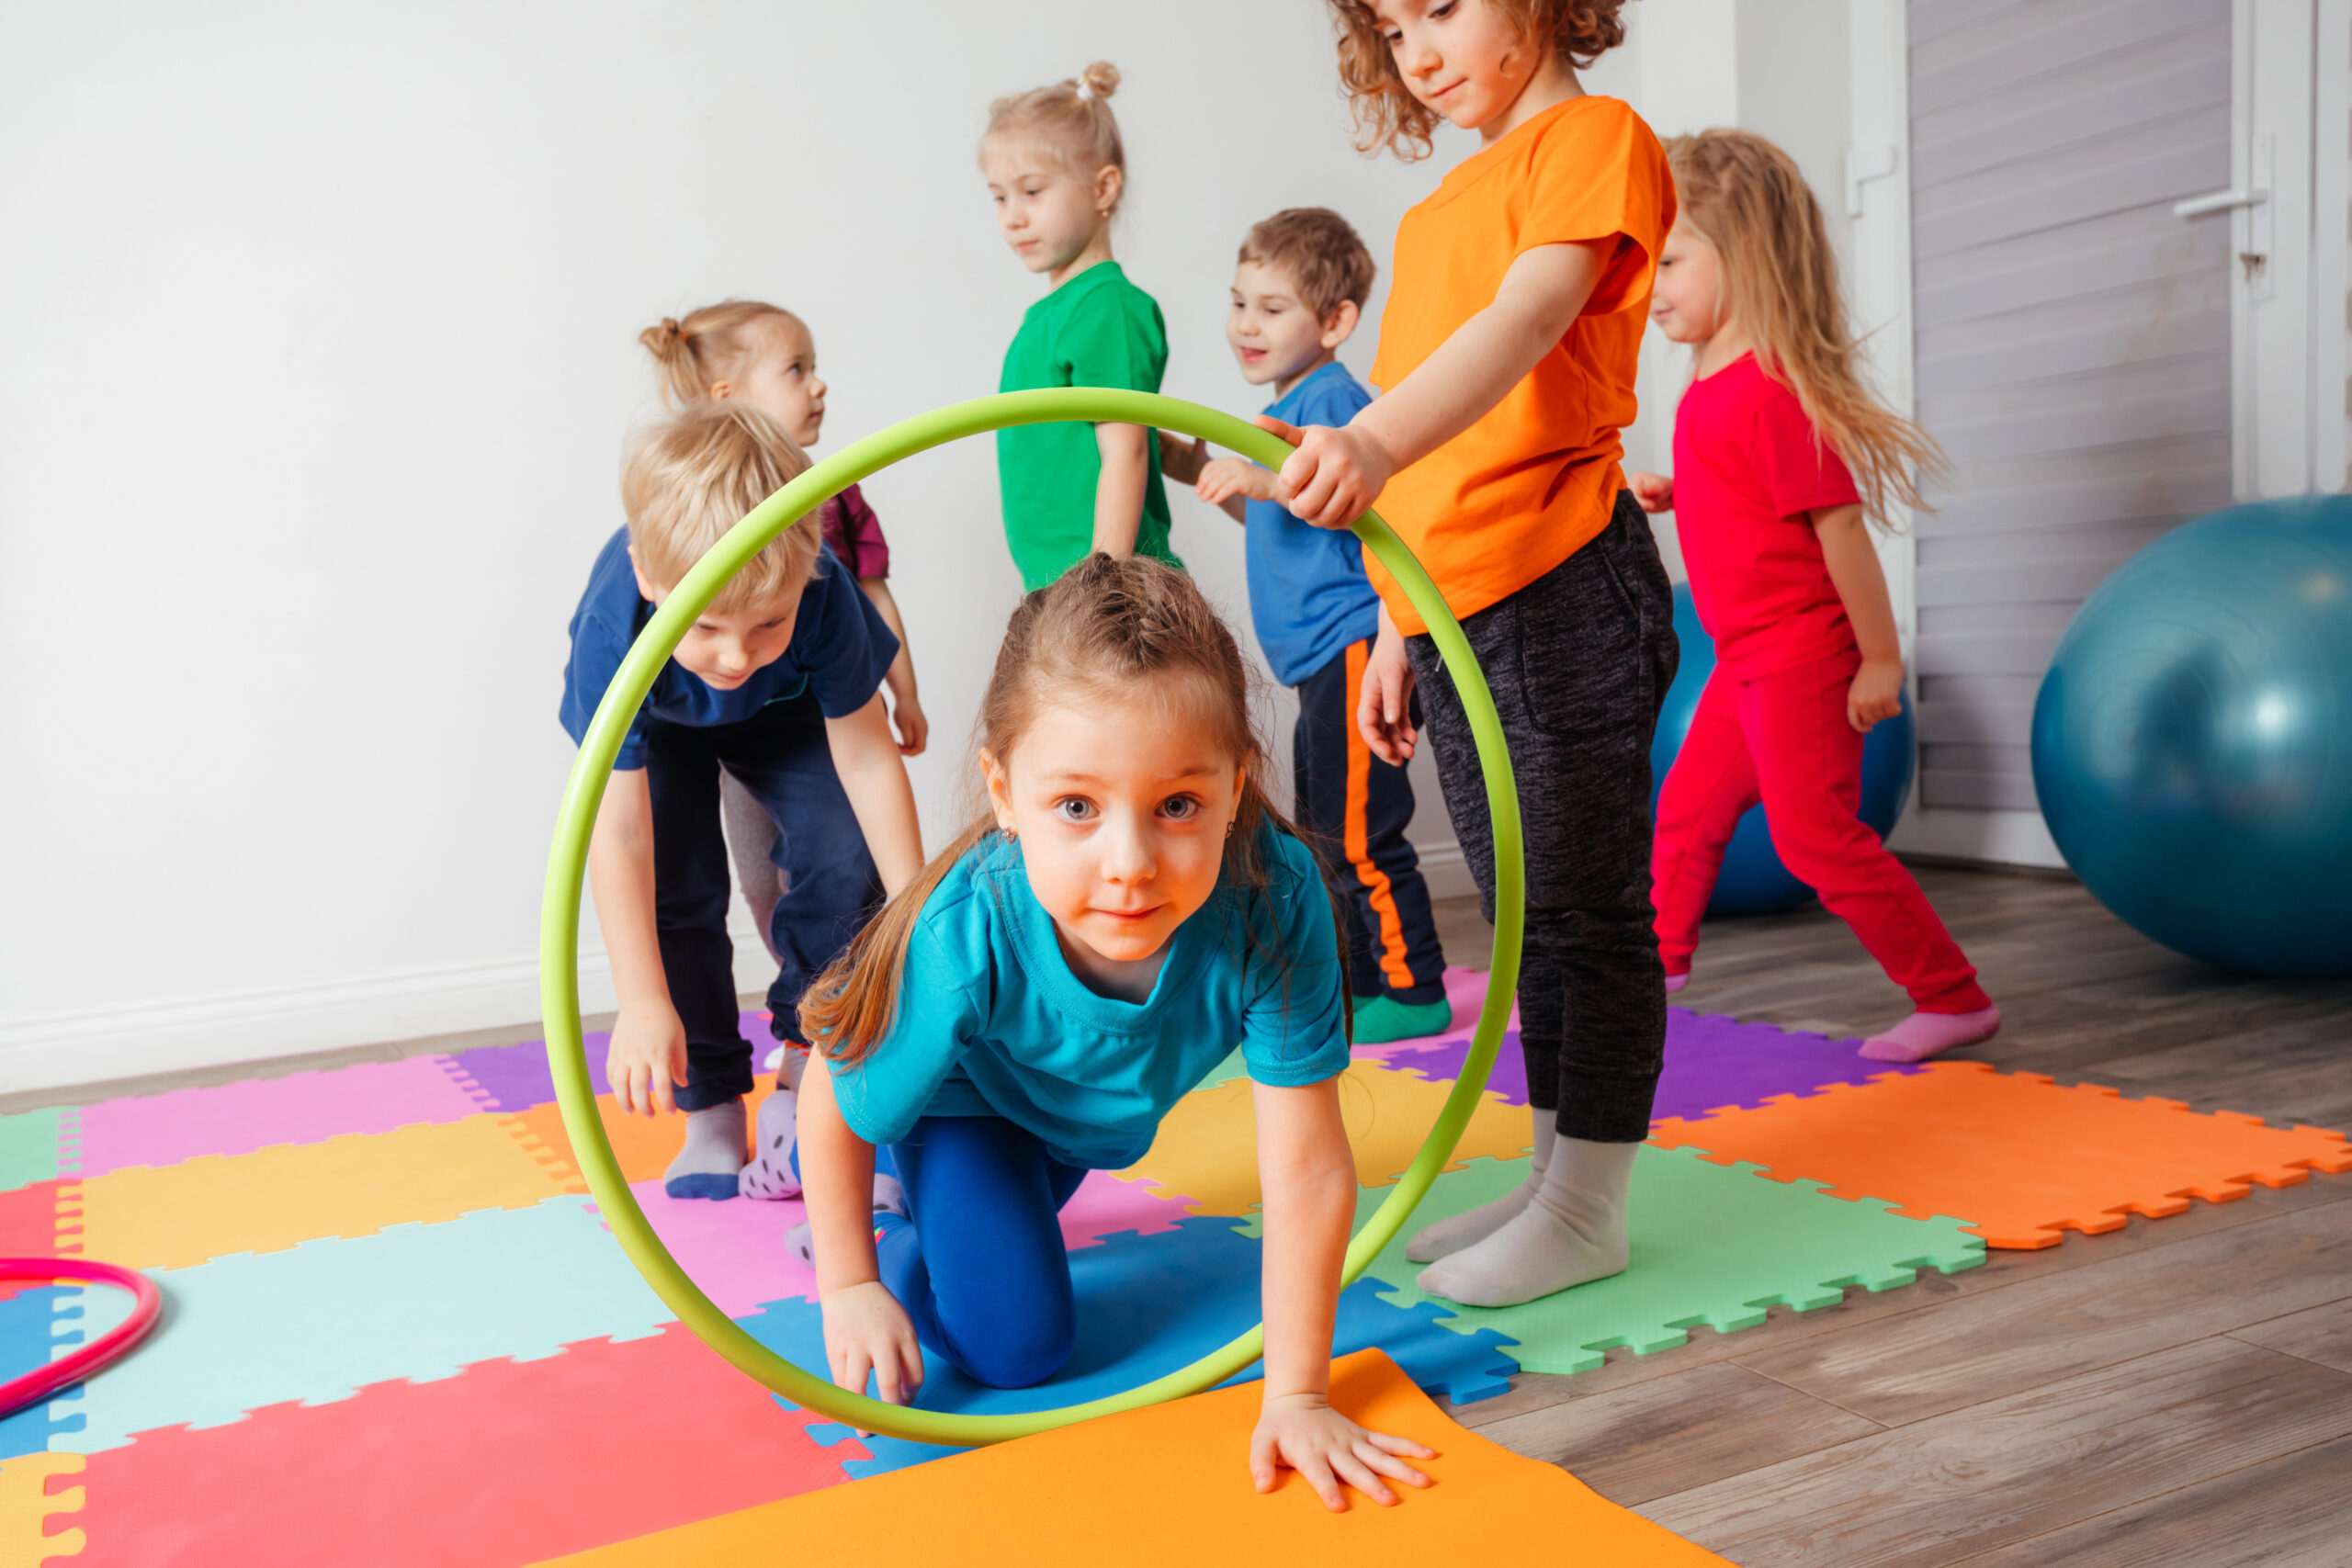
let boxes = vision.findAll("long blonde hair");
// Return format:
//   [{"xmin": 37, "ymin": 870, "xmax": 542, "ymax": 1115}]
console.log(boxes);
[
  {"xmin": 638, "ymin": 300, "xmax": 801, "ymax": 408},
  {"xmin": 978, "ymin": 61, "xmax": 1128, "ymax": 208},
  {"xmin": 1668, "ymin": 130, "xmax": 1950, "ymax": 523},
  {"xmin": 800, "ymin": 554, "xmax": 1327, "ymax": 1066},
  {"xmin": 621, "ymin": 400, "xmax": 820, "ymax": 614}
]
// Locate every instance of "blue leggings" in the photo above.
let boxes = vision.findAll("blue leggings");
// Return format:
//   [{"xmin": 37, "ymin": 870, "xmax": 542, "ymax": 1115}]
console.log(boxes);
[{"xmin": 878, "ymin": 1115, "xmax": 1089, "ymax": 1390}]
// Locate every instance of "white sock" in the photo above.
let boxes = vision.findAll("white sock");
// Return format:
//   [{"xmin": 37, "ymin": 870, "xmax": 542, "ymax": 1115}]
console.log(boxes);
[
  {"xmin": 1415, "ymin": 1136, "xmax": 1636, "ymax": 1308},
  {"xmin": 1404, "ymin": 1110, "xmax": 1557, "ymax": 1263},
  {"xmin": 736, "ymin": 1089, "xmax": 801, "ymax": 1200}
]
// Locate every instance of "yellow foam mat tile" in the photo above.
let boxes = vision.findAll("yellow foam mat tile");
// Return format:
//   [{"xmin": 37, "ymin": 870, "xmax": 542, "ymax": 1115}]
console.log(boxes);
[
  {"xmin": 60, "ymin": 1114, "xmax": 574, "ymax": 1270},
  {"xmin": 539, "ymin": 1348, "xmax": 1728, "ymax": 1565},
  {"xmin": 0, "ymin": 1452, "xmax": 85, "ymax": 1564},
  {"xmin": 1119, "ymin": 1060, "xmax": 1532, "ymax": 1217}
]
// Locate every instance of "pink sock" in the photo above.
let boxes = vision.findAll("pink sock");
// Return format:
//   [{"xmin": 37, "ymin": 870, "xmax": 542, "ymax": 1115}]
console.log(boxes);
[
  {"xmin": 1663, "ymin": 969, "xmax": 1690, "ymax": 995},
  {"xmin": 1859, "ymin": 1004, "xmax": 2000, "ymax": 1063}
]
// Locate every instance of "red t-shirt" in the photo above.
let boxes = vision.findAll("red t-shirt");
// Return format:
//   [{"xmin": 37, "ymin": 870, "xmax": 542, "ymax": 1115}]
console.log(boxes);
[
  {"xmin": 1671, "ymin": 354, "xmax": 1861, "ymax": 677},
  {"xmin": 819, "ymin": 482, "xmax": 891, "ymax": 580}
]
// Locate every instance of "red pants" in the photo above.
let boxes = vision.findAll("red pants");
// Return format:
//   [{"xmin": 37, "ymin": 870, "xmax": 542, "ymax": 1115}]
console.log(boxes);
[{"xmin": 1651, "ymin": 650, "xmax": 1989, "ymax": 1012}]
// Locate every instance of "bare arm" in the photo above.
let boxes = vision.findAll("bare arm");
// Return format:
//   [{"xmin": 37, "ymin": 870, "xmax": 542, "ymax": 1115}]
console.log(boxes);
[
  {"xmin": 856, "ymin": 576, "xmax": 927, "ymax": 757},
  {"xmin": 585, "ymin": 768, "xmax": 688, "ymax": 1117},
  {"xmin": 1812, "ymin": 502, "xmax": 1905, "ymax": 733},
  {"xmin": 1250, "ymin": 1077, "xmax": 1434, "ymax": 1510},
  {"xmin": 1272, "ymin": 242, "xmax": 1611, "ymax": 529},
  {"xmin": 824, "ymin": 694, "xmax": 924, "ymax": 894},
  {"xmin": 799, "ymin": 1053, "xmax": 924, "ymax": 1406},
  {"xmin": 1091, "ymin": 423, "xmax": 1151, "ymax": 557}
]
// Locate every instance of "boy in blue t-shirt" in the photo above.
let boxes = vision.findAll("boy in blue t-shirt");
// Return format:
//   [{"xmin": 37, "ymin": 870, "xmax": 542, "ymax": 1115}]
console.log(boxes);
[
  {"xmin": 560, "ymin": 400, "xmax": 922, "ymax": 1200},
  {"xmin": 1163, "ymin": 209, "xmax": 1448, "ymax": 1044}
]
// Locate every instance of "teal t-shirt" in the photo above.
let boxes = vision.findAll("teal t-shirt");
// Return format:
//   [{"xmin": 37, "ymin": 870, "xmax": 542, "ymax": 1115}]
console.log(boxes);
[
  {"xmin": 829, "ymin": 823, "xmax": 1349, "ymax": 1169},
  {"xmin": 995, "ymin": 260, "xmax": 1182, "ymax": 592}
]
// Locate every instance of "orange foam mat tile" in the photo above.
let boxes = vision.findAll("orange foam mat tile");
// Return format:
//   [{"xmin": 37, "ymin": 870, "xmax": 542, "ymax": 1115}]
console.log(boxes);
[
  {"xmin": 1119, "ymin": 1060, "xmax": 1533, "ymax": 1217},
  {"xmin": 1649, "ymin": 1061, "xmax": 2352, "ymax": 1249},
  {"xmin": 505, "ymin": 1081, "xmax": 786, "ymax": 1191},
  {"xmin": 60, "ymin": 1114, "xmax": 575, "ymax": 1271},
  {"xmin": 0, "ymin": 1451, "xmax": 85, "ymax": 1565},
  {"xmin": 540, "ymin": 1348, "xmax": 1730, "ymax": 1566}
]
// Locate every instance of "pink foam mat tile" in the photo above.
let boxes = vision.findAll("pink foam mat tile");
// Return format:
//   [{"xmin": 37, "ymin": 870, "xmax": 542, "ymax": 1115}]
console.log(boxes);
[
  {"xmin": 610, "ymin": 1168, "xmax": 1199, "ymax": 1317},
  {"xmin": 72, "ymin": 1055, "xmax": 492, "ymax": 1178}
]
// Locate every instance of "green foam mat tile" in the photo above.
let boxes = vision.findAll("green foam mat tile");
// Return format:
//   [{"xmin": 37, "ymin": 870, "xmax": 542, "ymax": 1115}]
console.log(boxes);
[
  {"xmin": 1247, "ymin": 1146, "xmax": 1985, "ymax": 1374},
  {"xmin": 0, "ymin": 1109, "xmax": 72, "ymax": 1192}
]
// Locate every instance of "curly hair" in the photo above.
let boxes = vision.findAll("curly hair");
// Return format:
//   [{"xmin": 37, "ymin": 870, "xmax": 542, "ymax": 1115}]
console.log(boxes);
[{"xmin": 1328, "ymin": 0, "xmax": 1628, "ymax": 161}]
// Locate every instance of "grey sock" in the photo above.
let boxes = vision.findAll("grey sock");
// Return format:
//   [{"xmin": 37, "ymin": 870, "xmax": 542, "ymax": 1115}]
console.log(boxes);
[
  {"xmin": 662, "ymin": 1098, "xmax": 746, "ymax": 1201},
  {"xmin": 1415, "ymin": 1136, "xmax": 1636, "ymax": 1308}
]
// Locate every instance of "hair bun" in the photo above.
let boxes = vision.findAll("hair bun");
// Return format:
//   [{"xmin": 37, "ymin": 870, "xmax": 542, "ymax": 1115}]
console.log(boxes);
[{"xmin": 1080, "ymin": 61, "xmax": 1120, "ymax": 99}]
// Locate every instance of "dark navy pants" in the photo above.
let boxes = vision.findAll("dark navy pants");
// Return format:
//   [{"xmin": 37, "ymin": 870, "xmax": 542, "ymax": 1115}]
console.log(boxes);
[
  {"xmin": 877, "ymin": 1115, "xmax": 1090, "ymax": 1390},
  {"xmin": 642, "ymin": 691, "xmax": 882, "ymax": 1111},
  {"xmin": 1293, "ymin": 638, "xmax": 1447, "ymax": 1006}
]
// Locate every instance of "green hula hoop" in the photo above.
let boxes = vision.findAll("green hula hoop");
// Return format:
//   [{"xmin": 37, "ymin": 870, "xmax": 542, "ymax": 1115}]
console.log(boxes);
[{"xmin": 540, "ymin": 389, "xmax": 1524, "ymax": 1446}]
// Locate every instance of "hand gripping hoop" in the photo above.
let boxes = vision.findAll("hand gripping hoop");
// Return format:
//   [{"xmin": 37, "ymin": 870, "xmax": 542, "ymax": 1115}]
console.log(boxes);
[{"xmin": 541, "ymin": 389, "xmax": 1523, "ymax": 1446}]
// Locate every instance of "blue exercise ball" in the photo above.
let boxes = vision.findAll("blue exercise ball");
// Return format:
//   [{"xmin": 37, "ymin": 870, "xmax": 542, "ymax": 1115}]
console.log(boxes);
[
  {"xmin": 2031, "ymin": 495, "xmax": 2352, "ymax": 976},
  {"xmin": 1649, "ymin": 582, "xmax": 1917, "ymax": 917}
]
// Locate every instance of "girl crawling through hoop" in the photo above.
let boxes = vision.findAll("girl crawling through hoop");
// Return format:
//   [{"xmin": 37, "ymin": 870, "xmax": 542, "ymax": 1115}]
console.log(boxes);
[{"xmin": 791, "ymin": 554, "xmax": 1434, "ymax": 1508}]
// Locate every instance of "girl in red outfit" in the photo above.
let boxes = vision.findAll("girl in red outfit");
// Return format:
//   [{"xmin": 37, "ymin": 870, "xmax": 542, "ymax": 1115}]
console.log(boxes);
[{"xmin": 1631, "ymin": 130, "xmax": 1997, "ymax": 1065}]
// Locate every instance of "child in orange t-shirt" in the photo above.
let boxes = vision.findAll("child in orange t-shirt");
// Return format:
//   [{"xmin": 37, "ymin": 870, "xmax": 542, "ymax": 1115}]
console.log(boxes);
[{"xmin": 1269, "ymin": 0, "xmax": 1676, "ymax": 1309}]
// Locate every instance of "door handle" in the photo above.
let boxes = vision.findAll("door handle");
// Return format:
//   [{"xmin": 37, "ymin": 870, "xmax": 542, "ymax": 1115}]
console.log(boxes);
[{"xmin": 2173, "ymin": 188, "xmax": 2269, "ymax": 219}]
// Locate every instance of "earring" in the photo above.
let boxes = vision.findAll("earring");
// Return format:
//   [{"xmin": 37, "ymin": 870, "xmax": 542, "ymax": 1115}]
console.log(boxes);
[
  {"xmin": 1225, "ymin": 819, "xmax": 1236, "ymax": 840},
  {"xmin": 1001, "ymin": 827, "xmax": 1018, "ymax": 844}
]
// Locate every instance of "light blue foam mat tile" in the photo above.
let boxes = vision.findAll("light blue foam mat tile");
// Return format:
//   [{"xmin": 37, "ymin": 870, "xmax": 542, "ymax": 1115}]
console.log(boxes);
[
  {"xmin": 1244, "ymin": 1148, "xmax": 1985, "ymax": 1375},
  {"xmin": 0, "ymin": 1108, "xmax": 70, "ymax": 1192},
  {"xmin": 0, "ymin": 1286, "xmax": 85, "ymax": 1457},
  {"xmin": 48, "ymin": 1195, "xmax": 675, "ymax": 1454},
  {"xmin": 740, "ymin": 1214, "xmax": 1520, "ymax": 1479}
]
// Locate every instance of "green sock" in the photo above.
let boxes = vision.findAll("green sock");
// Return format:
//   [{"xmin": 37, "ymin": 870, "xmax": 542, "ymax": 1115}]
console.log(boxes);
[{"xmin": 1351, "ymin": 993, "xmax": 1453, "ymax": 1045}]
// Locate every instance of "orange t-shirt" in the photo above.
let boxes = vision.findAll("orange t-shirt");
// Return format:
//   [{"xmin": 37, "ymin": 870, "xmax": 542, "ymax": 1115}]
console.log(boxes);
[{"xmin": 1367, "ymin": 95, "xmax": 1674, "ymax": 635}]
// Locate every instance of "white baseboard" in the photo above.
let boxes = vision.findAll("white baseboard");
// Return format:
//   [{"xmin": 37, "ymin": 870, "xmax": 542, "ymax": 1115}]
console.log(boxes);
[
  {"xmin": 0, "ymin": 924, "xmax": 781, "ymax": 1098},
  {"xmin": 1887, "ymin": 807, "xmax": 2067, "ymax": 871}
]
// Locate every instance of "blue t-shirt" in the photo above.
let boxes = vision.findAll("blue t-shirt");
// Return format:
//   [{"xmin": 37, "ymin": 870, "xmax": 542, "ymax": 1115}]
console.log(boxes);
[
  {"xmin": 559, "ymin": 525, "xmax": 899, "ymax": 770},
  {"xmin": 1245, "ymin": 362, "xmax": 1383, "ymax": 686},
  {"xmin": 829, "ymin": 823, "xmax": 1351, "ymax": 1169}
]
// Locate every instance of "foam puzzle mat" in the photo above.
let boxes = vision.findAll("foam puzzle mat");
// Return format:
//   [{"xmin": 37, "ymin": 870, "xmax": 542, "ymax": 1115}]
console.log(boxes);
[{"xmin": 0, "ymin": 969, "xmax": 2335, "ymax": 1562}]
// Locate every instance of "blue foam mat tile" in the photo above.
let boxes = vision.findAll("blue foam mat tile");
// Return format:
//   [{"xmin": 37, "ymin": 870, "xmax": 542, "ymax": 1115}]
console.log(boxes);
[
  {"xmin": 0, "ymin": 1286, "xmax": 85, "ymax": 1457},
  {"xmin": 738, "ymin": 1214, "xmax": 1520, "ymax": 1480}
]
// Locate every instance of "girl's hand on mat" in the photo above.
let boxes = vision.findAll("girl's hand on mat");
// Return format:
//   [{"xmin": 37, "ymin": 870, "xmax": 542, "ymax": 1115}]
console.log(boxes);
[
  {"xmin": 1251, "ymin": 1393, "xmax": 1435, "ymax": 1512},
  {"xmin": 823, "ymin": 1280, "xmax": 924, "ymax": 1414},
  {"xmin": 1259, "ymin": 415, "xmax": 1394, "ymax": 531},
  {"xmin": 1356, "ymin": 626, "xmax": 1419, "ymax": 766},
  {"xmin": 1848, "ymin": 656, "xmax": 1905, "ymax": 734},
  {"xmin": 606, "ymin": 1006, "xmax": 689, "ymax": 1117}
]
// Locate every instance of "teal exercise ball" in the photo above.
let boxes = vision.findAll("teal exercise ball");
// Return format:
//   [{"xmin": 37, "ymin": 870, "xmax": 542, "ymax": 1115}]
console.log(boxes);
[
  {"xmin": 1649, "ymin": 582, "xmax": 1917, "ymax": 917},
  {"xmin": 2031, "ymin": 495, "xmax": 2352, "ymax": 975}
]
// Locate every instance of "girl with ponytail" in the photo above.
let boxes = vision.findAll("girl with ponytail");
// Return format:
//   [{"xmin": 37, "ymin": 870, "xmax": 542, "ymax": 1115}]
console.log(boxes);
[{"xmin": 792, "ymin": 554, "xmax": 1433, "ymax": 1510}]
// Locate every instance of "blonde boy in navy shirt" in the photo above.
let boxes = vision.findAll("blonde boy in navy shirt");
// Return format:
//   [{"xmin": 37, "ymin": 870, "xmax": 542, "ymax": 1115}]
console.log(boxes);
[
  {"xmin": 1167, "ymin": 209, "xmax": 1449, "ymax": 1043},
  {"xmin": 560, "ymin": 400, "xmax": 922, "ymax": 1199}
]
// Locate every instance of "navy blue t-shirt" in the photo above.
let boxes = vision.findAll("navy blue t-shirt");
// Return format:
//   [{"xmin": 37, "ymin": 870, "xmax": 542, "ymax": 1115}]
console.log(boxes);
[
  {"xmin": 559, "ymin": 526, "xmax": 899, "ymax": 770},
  {"xmin": 1245, "ymin": 362, "xmax": 1383, "ymax": 686}
]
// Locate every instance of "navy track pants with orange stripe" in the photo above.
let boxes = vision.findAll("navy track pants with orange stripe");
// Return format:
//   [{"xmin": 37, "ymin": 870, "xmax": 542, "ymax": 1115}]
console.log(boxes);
[{"xmin": 1293, "ymin": 637, "xmax": 1448, "ymax": 1007}]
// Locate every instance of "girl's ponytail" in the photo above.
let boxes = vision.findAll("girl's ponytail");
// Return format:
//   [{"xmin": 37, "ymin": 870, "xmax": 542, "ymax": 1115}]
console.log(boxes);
[{"xmin": 798, "ymin": 821, "xmax": 992, "ymax": 1066}]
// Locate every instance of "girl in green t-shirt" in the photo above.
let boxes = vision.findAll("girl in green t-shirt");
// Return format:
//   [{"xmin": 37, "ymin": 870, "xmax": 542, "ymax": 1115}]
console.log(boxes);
[{"xmin": 979, "ymin": 62, "xmax": 1182, "ymax": 591}]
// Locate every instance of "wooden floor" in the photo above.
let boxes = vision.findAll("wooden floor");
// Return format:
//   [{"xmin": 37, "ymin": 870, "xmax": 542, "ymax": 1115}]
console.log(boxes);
[{"xmin": 1432, "ymin": 864, "xmax": 2352, "ymax": 1567}]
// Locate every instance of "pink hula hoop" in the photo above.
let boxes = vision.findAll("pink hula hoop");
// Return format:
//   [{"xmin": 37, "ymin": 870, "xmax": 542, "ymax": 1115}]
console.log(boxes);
[{"xmin": 0, "ymin": 1258, "xmax": 162, "ymax": 1418}]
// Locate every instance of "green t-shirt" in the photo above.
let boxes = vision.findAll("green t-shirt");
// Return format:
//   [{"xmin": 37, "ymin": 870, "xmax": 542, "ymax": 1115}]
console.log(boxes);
[{"xmin": 996, "ymin": 260, "xmax": 1182, "ymax": 591}]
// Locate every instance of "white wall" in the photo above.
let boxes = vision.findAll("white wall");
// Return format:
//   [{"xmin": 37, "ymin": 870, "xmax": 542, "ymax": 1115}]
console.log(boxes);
[{"xmin": 0, "ymin": 2, "xmax": 1684, "ymax": 1089}]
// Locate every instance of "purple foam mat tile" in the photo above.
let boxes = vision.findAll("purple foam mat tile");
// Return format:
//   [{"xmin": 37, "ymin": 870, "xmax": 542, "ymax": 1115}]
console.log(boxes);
[
  {"xmin": 1367, "ymin": 1007, "xmax": 1912, "ymax": 1122},
  {"xmin": 440, "ymin": 1010, "xmax": 773, "ymax": 1112},
  {"xmin": 74, "ymin": 1055, "xmax": 494, "ymax": 1177}
]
